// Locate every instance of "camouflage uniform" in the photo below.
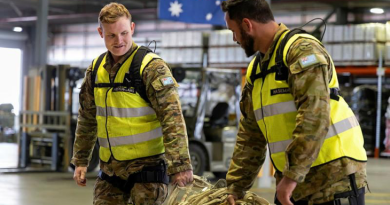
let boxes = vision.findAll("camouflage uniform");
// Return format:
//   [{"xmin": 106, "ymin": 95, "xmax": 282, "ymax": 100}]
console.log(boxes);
[
  {"xmin": 226, "ymin": 24, "xmax": 367, "ymax": 204},
  {"xmin": 71, "ymin": 42, "xmax": 192, "ymax": 205}
]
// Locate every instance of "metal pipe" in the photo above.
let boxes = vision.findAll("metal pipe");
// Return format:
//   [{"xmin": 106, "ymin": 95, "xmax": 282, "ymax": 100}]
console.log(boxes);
[{"xmin": 375, "ymin": 51, "xmax": 384, "ymax": 158}]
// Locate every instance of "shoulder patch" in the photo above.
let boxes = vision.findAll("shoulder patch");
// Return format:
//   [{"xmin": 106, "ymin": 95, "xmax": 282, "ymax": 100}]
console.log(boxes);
[
  {"xmin": 299, "ymin": 42, "xmax": 313, "ymax": 51},
  {"xmin": 157, "ymin": 66, "xmax": 166, "ymax": 75},
  {"xmin": 160, "ymin": 77, "xmax": 174, "ymax": 86},
  {"xmin": 298, "ymin": 54, "xmax": 319, "ymax": 68}
]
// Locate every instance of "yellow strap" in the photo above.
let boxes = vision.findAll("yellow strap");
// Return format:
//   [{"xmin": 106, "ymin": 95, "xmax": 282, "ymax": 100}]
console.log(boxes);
[
  {"xmin": 282, "ymin": 33, "xmax": 322, "ymax": 66},
  {"xmin": 140, "ymin": 53, "xmax": 162, "ymax": 76}
]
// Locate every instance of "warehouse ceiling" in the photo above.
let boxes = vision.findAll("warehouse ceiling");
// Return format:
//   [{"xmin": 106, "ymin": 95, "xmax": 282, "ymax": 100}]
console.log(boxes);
[{"xmin": 0, "ymin": 0, "xmax": 389, "ymax": 29}]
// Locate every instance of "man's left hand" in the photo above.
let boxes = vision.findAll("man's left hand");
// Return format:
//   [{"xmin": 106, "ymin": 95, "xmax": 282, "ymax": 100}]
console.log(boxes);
[
  {"xmin": 276, "ymin": 176, "xmax": 297, "ymax": 205},
  {"xmin": 171, "ymin": 170, "xmax": 193, "ymax": 187}
]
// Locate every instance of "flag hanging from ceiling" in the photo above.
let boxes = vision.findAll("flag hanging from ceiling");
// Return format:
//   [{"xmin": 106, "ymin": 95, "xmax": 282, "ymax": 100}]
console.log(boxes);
[{"xmin": 158, "ymin": 0, "xmax": 227, "ymax": 25}]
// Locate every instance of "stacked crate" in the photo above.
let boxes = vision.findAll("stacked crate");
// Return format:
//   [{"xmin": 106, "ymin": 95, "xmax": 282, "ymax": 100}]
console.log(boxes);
[
  {"xmin": 208, "ymin": 30, "xmax": 251, "ymax": 66},
  {"xmin": 160, "ymin": 31, "xmax": 205, "ymax": 65},
  {"xmin": 323, "ymin": 23, "xmax": 386, "ymax": 66},
  {"xmin": 385, "ymin": 22, "xmax": 390, "ymax": 66}
]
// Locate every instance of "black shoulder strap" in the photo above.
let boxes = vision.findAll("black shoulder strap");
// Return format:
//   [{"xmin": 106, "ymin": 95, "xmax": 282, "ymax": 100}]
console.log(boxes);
[
  {"xmin": 274, "ymin": 28, "xmax": 308, "ymax": 68},
  {"xmin": 250, "ymin": 52, "xmax": 262, "ymax": 84},
  {"xmin": 250, "ymin": 28, "xmax": 309, "ymax": 83},
  {"xmin": 274, "ymin": 28, "xmax": 308, "ymax": 81},
  {"xmin": 91, "ymin": 52, "xmax": 107, "ymax": 89},
  {"xmin": 250, "ymin": 29, "xmax": 289, "ymax": 83},
  {"xmin": 126, "ymin": 46, "xmax": 154, "ymax": 103}
]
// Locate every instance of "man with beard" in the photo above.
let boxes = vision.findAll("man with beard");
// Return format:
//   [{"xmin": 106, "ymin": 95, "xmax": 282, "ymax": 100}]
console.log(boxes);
[
  {"xmin": 71, "ymin": 3, "xmax": 193, "ymax": 205},
  {"xmin": 221, "ymin": 0, "xmax": 368, "ymax": 205}
]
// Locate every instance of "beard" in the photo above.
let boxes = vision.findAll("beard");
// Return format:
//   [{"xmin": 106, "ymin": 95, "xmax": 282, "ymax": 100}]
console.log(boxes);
[{"xmin": 240, "ymin": 28, "xmax": 256, "ymax": 57}]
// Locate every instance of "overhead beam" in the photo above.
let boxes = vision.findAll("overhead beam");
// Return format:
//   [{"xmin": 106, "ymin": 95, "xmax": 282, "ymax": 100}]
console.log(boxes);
[{"xmin": 0, "ymin": 8, "xmax": 157, "ymax": 23}]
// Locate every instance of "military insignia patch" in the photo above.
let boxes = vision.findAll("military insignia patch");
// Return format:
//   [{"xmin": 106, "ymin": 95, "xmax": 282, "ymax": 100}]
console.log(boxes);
[
  {"xmin": 160, "ymin": 77, "xmax": 174, "ymax": 86},
  {"xmin": 157, "ymin": 66, "xmax": 166, "ymax": 75},
  {"xmin": 299, "ymin": 54, "xmax": 319, "ymax": 68},
  {"xmin": 299, "ymin": 42, "xmax": 312, "ymax": 51}
]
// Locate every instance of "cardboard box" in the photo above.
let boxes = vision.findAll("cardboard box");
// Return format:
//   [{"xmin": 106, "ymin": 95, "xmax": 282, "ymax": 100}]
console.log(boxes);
[
  {"xmin": 209, "ymin": 47, "xmax": 219, "ymax": 63},
  {"xmin": 364, "ymin": 42, "xmax": 385, "ymax": 61},
  {"xmin": 177, "ymin": 32, "xmax": 185, "ymax": 47},
  {"xmin": 333, "ymin": 25, "xmax": 344, "ymax": 42},
  {"xmin": 386, "ymin": 22, "xmax": 390, "ymax": 42},
  {"xmin": 161, "ymin": 32, "xmax": 169, "ymax": 47},
  {"xmin": 209, "ymin": 32, "xmax": 219, "ymax": 46},
  {"xmin": 354, "ymin": 24, "xmax": 365, "ymax": 41},
  {"xmin": 342, "ymin": 44, "xmax": 353, "ymax": 61},
  {"xmin": 365, "ymin": 23, "xmax": 386, "ymax": 42},
  {"xmin": 219, "ymin": 47, "xmax": 227, "ymax": 63},
  {"xmin": 352, "ymin": 43, "xmax": 364, "ymax": 61},
  {"xmin": 192, "ymin": 48, "xmax": 203, "ymax": 63},
  {"xmin": 323, "ymin": 44, "xmax": 333, "ymax": 57},
  {"xmin": 227, "ymin": 47, "xmax": 236, "ymax": 63},
  {"xmin": 322, "ymin": 25, "xmax": 333, "ymax": 43},
  {"xmin": 386, "ymin": 43, "xmax": 390, "ymax": 62},
  {"xmin": 192, "ymin": 32, "xmax": 203, "ymax": 47},
  {"xmin": 343, "ymin": 25, "xmax": 354, "ymax": 42},
  {"xmin": 332, "ymin": 44, "xmax": 343, "ymax": 61}
]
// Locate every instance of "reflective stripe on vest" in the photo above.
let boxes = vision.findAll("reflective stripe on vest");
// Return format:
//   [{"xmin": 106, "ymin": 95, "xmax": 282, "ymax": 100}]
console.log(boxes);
[
  {"xmin": 268, "ymin": 116, "xmax": 360, "ymax": 154},
  {"xmin": 254, "ymin": 100, "xmax": 296, "ymax": 121},
  {"xmin": 246, "ymin": 31, "xmax": 367, "ymax": 171},
  {"xmin": 96, "ymin": 106, "xmax": 156, "ymax": 118},
  {"xmin": 98, "ymin": 127, "xmax": 163, "ymax": 148},
  {"xmin": 93, "ymin": 48, "xmax": 165, "ymax": 162}
]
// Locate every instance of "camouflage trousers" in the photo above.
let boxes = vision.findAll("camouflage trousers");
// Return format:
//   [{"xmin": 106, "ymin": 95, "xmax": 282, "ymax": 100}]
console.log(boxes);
[{"xmin": 93, "ymin": 177, "xmax": 168, "ymax": 205}]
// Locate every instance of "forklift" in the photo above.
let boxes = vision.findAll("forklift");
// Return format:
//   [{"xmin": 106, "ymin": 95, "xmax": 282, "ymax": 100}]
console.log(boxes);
[
  {"xmin": 18, "ymin": 65, "xmax": 99, "ymax": 172},
  {"xmin": 174, "ymin": 67, "xmax": 242, "ymax": 177}
]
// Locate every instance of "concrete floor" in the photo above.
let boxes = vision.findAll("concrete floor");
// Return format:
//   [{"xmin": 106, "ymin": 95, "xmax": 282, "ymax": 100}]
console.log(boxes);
[{"xmin": 0, "ymin": 142, "xmax": 389, "ymax": 205}]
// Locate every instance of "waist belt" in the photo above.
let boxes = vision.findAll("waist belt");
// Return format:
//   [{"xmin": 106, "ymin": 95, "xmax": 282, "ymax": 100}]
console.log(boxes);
[{"xmin": 98, "ymin": 161, "xmax": 169, "ymax": 193}]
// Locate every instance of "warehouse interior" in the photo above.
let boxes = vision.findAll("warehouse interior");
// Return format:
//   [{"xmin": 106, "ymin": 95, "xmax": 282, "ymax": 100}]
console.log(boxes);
[{"xmin": 0, "ymin": 0, "xmax": 390, "ymax": 204}]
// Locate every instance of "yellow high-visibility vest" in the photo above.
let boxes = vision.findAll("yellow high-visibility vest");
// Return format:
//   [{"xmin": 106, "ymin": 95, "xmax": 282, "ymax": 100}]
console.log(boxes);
[
  {"xmin": 246, "ymin": 31, "xmax": 367, "ymax": 171},
  {"xmin": 92, "ymin": 47, "xmax": 165, "ymax": 162}
]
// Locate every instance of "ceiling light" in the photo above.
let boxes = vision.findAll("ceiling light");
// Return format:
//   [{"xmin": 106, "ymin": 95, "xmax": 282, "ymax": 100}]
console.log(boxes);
[
  {"xmin": 13, "ymin": 27, "xmax": 22, "ymax": 32},
  {"xmin": 370, "ymin": 8, "xmax": 384, "ymax": 14}
]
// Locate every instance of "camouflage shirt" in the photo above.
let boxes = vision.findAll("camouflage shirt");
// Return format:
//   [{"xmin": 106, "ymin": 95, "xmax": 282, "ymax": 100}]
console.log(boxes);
[
  {"xmin": 226, "ymin": 24, "xmax": 367, "ymax": 204},
  {"xmin": 71, "ymin": 42, "xmax": 192, "ymax": 178}
]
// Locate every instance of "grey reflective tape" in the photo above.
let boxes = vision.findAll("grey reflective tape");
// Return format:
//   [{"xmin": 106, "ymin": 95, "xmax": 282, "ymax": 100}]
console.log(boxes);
[
  {"xmin": 98, "ymin": 137, "xmax": 109, "ymax": 148},
  {"xmin": 96, "ymin": 106, "xmax": 156, "ymax": 118},
  {"xmin": 95, "ymin": 73, "xmax": 98, "ymax": 83},
  {"xmin": 268, "ymin": 116, "xmax": 360, "ymax": 154},
  {"xmin": 326, "ymin": 116, "xmax": 360, "ymax": 139},
  {"xmin": 254, "ymin": 101, "xmax": 297, "ymax": 121},
  {"xmin": 269, "ymin": 139, "xmax": 293, "ymax": 154},
  {"xmin": 96, "ymin": 106, "xmax": 105, "ymax": 117},
  {"xmin": 98, "ymin": 127, "xmax": 163, "ymax": 148}
]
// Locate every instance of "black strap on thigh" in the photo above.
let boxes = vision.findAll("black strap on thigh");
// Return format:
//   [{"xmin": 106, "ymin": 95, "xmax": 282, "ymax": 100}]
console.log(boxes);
[
  {"xmin": 333, "ymin": 173, "xmax": 365, "ymax": 205},
  {"xmin": 98, "ymin": 160, "xmax": 169, "ymax": 193}
]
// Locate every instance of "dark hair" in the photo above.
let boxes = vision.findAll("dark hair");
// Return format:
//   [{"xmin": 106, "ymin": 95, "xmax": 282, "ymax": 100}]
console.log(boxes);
[{"xmin": 221, "ymin": 0, "xmax": 274, "ymax": 24}]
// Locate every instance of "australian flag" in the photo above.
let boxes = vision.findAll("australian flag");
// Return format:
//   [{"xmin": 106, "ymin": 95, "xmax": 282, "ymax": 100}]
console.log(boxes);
[{"xmin": 158, "ymin": 0, "xmax": 227, "ymax": 26}]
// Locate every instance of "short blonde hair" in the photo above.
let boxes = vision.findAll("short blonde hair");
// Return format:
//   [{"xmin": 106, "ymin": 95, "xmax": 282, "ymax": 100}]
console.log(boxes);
[{"xmin": 98, "ymin": 2, "xmax": 131, "ymax": 24}]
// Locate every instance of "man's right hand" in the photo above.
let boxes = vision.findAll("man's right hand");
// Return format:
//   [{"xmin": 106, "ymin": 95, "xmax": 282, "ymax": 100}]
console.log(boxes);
[
  {"xmin": 227, "ymin": 194, "xmax": 237, "ymax": 205},
  {"xmin": 73, "ymin": 166, "xmax": 87, "ymax": 187}
]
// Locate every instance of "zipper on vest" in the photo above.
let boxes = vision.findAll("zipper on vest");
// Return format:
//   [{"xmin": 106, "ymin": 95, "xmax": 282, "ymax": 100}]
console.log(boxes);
[
  {"xmin": 259, "ymin": 54, "xmax": 281, "ymax": 173},
  {"xmin": 104, "ymin": 87, "xmax": 117, "ymax": 160}
]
